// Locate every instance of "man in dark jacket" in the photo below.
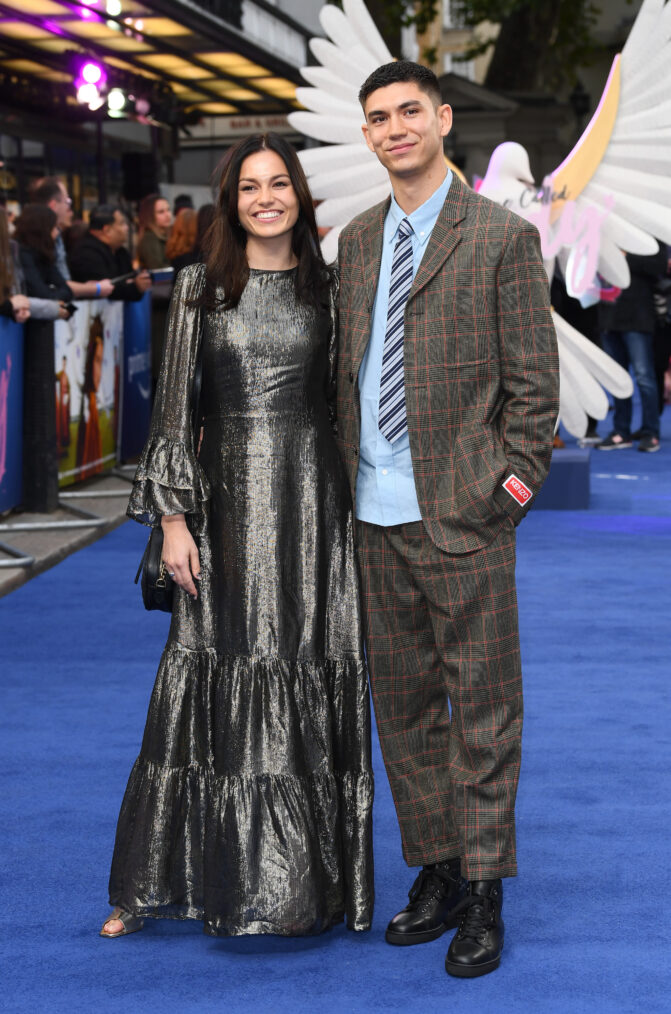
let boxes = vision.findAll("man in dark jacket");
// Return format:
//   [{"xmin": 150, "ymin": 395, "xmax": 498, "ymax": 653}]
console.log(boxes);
[
  {"xmin": 69, "ymin": 205, "xmax": 151, "ymax": 301},
  {"xmin": 598, "ymin": 247, "xmax": 668, "ymax": 452}
]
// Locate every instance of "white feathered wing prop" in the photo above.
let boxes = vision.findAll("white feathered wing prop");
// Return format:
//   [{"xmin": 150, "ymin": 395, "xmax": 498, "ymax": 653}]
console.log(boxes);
[{"xmin": 288, "ymin": 0, "xmax": 671, "ymax": 437}]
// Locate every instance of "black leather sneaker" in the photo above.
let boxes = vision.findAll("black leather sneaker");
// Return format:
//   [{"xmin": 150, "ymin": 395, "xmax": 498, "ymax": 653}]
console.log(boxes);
[
  {"xmin": 445, "ymin": 879, "xmax": 504, "ymax": 977},
  {"xmin": 385, "ymin": 860, "xmax": 467, "ymax": 946}
]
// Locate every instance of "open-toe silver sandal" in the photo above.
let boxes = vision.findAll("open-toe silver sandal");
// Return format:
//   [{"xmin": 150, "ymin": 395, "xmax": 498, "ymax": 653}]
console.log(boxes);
[{"xmin": 100, "ymin": 907, "xmax": 144, "ymax": 938}]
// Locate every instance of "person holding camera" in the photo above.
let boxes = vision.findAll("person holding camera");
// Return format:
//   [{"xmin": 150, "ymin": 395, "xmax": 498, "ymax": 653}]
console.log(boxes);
[{"xmin": 69, "ymin": 205, "xmax": 151, "ymax": 301}]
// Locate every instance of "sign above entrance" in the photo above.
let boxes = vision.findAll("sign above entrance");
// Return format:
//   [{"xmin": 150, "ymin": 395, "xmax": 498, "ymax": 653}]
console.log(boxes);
[{"xmin": 185, "ymin": 114, "xmax": 294, "ymax": 141}]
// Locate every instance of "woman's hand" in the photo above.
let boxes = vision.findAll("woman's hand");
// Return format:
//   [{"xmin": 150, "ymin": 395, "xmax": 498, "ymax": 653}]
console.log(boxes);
[
  {"xmin": 10, "ymin": 294, "xmax": 30, "ymax": 323},
  {"xmin": 161, "ymin": 514, "xmax": 201, "ymax": 599}
]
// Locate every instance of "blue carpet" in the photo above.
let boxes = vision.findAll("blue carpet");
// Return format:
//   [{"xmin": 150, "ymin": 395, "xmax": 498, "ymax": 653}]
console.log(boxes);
[{"xmin": 2, "ymin": 415, "xmax": 670, "ymax": 1013}]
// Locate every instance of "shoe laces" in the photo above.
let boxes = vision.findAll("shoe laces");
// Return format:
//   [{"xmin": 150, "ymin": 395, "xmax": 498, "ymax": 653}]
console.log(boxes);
[
  {"xmin": 408, "ymin": 865, "xmax": 460, "ymax": 910},
  {"xmin": 455, "ymin": 894, "xmax": 495, "ymax": 943}
]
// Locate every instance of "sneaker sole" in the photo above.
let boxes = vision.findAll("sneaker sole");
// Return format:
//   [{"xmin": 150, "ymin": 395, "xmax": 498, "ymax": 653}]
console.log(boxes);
[
  {"xmin": 385, "ymin": 915, "xmax": 459, "ymax": 947},
  {"xmin": 597, "ymin": 442, "xmax": 633, "ymax": 450},
  {"xmin": 445, "ymin": 952, "xmax": 502, "ymax": 978},
  {"xmin": 637, "ymin": 444, "xmax": 661, "ymax": 452}
]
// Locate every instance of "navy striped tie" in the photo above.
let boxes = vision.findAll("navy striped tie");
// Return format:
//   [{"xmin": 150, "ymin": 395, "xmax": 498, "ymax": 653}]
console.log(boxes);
[{"xmin": 379, "ymin": 217, "xmax": 413, "ymax": 443}]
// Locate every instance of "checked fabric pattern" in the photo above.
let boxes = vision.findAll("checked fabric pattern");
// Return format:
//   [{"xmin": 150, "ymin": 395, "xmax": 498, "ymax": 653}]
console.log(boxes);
[
  {"xmin": 336, "ymin": 175, "xmax": 559, "ymax": 554},
  {"xmin": 379, "ymin": 217, "xmax": 413, "ymax": 443},
  {"xmin": 356, "ymin": 518, "xmax": 522, "ymax": 879}
]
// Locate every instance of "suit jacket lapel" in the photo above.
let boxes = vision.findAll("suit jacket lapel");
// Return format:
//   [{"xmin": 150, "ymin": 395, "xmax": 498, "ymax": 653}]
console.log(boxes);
[
  {"xmin": 362, "ymin": 198, "xmax": 388, "ymax": 312},
  {"xmin": 350, "ymin": 198, "xmax": 388, "ymax": 367},
  {"xmin": 408, "ymin": 175, "xmax": 470, "ymax": 302}
]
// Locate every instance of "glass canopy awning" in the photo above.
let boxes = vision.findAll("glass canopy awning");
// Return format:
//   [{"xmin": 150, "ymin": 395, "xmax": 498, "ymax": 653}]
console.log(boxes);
[{"xmin": 0, "ymin": 0, "xmax": 307, "ymax": 126}]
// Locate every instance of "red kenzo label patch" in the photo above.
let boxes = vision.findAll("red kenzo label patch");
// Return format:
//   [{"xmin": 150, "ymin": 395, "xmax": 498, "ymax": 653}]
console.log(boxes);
[{"xmin": 503, "ymin": 474, "xmax": 532, "ymax": 505}]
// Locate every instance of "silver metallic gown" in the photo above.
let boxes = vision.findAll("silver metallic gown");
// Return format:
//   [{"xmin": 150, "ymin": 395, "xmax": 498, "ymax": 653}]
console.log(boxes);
[{"xmin": 109, "ymin": 263, "xmax": 374, "ymax": 936}]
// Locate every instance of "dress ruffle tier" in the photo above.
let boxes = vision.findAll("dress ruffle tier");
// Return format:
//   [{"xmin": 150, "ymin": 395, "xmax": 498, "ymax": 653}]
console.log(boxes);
[{"xmin": 109, "ymin": 643, "xmax": 374, "ymax": 935}]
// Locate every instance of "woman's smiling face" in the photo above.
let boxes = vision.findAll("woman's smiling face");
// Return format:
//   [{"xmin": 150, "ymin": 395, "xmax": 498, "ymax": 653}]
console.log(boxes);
[{"xmin": 236, "ymin": 149, "xmax": 299, "ymax": 241}]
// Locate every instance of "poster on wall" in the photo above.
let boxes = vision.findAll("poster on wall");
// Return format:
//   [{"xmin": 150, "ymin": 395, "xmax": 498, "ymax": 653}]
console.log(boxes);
[{"xmin": 54, "ymin": 300, "xmax": 123, "ymax": 487}]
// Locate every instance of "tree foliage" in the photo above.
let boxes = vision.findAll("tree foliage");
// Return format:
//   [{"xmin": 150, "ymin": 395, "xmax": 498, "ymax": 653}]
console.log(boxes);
[
  {"xmin": 376, "ymin": 0, "xmax": 635, "ymax": 92},
  {"xmin": 455, "ymin": 0, "xmax": 637, "ymax": 91}
]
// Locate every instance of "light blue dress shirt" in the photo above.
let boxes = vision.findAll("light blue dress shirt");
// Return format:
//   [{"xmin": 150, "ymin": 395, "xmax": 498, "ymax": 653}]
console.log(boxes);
[{"xmin": 356, "ymin": 170, "xmax": 452, "ymax": 526}]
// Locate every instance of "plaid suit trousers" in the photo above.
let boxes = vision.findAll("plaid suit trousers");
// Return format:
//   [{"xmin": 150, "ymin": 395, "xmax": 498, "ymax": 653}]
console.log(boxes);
[{"xmin": 356, "ymin": 517, "xmax": 522, "ymax": 880}]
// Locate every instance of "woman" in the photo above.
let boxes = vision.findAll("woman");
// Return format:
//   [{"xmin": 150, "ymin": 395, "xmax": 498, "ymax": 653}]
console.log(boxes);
[
  {"xmin": 136, "ymin": 193, "xmax": 172, "ymax": 269},
  {"xmin": 13, "ymin": 204, "xmax": 72, "ymax": 304},
  {"xmin": 0, "ymin": 206, "xmax": 30, "ymax": 323},
  {"xmin": 101, "ymin": 134, "xmax": 374, "ymax": 939},
  {"xmin": 166, "ymin": 206, "xmax": 197, "ymax": 272},
  {"xmin": 137, "ymin": 194, "xmax": 172, "ymax": 382},
  {"xmin": 194, "ymin": 203, "xmax": 215, "ymax": 259}
]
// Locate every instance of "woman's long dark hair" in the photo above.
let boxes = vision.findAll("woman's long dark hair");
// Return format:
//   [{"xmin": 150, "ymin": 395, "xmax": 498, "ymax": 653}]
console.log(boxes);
[
  {"xmin": 14, "ymin": 204, "xmax": 58, "ymax": 263},
  {"xmin": 201, "ymin": 133, "xmax": 332, "ymax": 311},
  {"xmin": 0, "ymin": 208, "xmax": 14, "ymax": 299}
]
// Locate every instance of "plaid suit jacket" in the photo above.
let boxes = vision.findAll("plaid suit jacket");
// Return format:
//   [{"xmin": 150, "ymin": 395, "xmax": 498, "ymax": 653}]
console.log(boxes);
[{"xmin": 337, "ymin": 175, "xmax": 560, "ymax": 554}]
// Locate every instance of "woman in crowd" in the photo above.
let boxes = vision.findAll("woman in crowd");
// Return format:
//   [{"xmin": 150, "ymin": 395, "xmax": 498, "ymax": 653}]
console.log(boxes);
[
  {"xmin": 165, "ymin": 206, "xmax": 197, "ymax": 272},
  {"xmin": 136, "ymin": 193, "xmax": 172, "ymax": 270},
  {"xmin": 101, "ymin": 133, "xmax": 373, "ymax": 940},
  {"xmin": 0, "ymin": 207, "xmax": 30, "ymax": 323},
  {"xmin": 193, "ymin": 203, "xmax": 215, "ymax": 262},
  {"xmin": 13, "ymin": 205, "xmax": 72, "ymax": 305}
]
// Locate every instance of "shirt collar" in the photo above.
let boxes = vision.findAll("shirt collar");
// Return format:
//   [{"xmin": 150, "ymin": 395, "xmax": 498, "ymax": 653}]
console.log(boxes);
[{"xmin": 385, "ymin": 169, "xmax": 453, "ymax": 247}]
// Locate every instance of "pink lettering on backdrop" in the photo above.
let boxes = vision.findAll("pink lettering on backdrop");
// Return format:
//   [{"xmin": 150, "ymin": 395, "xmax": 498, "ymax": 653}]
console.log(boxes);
[
  {"xmin": 523, "ymin": 177, "xmax": 614, "ymax": 296},
  {"xmin": 0, "ymin": 353, "xmax": 11, "ymax": 485}
]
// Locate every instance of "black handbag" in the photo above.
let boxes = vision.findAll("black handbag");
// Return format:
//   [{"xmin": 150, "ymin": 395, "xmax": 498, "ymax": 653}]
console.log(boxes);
[{"xmin": 134, "ymin": 348, "xmax": 203, "ymax": 612}]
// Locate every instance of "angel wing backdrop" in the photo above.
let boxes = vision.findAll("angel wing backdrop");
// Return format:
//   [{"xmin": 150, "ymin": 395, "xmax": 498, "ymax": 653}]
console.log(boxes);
[{"xmin": 288, "ymin": 0, "xmax": 671, "ymax": 438}]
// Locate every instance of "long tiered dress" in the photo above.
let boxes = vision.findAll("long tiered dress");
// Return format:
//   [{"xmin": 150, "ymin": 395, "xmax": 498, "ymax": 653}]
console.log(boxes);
[{"xmin": 109, "ymin": 263, "xmax": 374, "ymax": 936}]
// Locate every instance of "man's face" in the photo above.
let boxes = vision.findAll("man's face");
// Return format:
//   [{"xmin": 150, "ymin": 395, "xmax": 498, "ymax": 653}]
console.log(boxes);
[
  {"xmin": 104, "ymin": 210, "xmax": 129, "ymax": 250},
  {"xmin": 362, "ymin": 82, "xmax": 452, "ymax": 180},
  {"xmin": 51, "ymin": 183, "xmax": 73, "ymax": 229}
]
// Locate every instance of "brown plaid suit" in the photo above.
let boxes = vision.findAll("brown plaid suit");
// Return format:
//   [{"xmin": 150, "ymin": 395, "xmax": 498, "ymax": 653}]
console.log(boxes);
[{"xmin": 337, "ymin": 176, "xmax": 559, "ymax": 879}]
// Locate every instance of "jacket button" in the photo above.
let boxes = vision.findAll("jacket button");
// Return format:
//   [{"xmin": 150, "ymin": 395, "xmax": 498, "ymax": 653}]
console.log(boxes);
[{"xmin": 349, "ymin": 371, "xmax": 354, "ymax": 383}]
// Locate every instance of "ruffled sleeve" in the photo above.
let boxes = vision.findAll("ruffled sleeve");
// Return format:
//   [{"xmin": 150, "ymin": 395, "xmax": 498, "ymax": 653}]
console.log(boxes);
[{"xmin": 127, "ymin": 263, "xmax": 211, "ymax": 528}]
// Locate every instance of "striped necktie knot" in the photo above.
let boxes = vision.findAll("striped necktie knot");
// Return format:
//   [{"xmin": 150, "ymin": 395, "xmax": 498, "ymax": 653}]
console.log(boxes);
[{"xmin": 379, "ymin": 217, "xmax": 413, "ymax": 443}]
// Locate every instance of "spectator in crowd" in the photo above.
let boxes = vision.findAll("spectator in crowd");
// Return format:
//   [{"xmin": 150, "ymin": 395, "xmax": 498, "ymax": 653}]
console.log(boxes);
[
  {"xmin": 166, "ymin": 207, "xmax": 197, "ymax": 272},
  {"xmin": 14, "ymin": 204, "xmax": 73, "ymax": 304},
  {"xmin": 598, "ymin": 247, "xmax": 668, "ymax": 453},
  {"xmin": 0, "ymin": 208, "xmax": 30, "ymax": 323},
  {"xmin": 31, "ymin": 177, "xmax": 113, "ymax": 300},
  {"xmin": 173, "ymin": 193, "xmax": 194, "ymax": 216},
  {"xmin": 652, "ymin": 251, "xmax": 671, "ymax": 413},
  {"xmin": 62, "ymin": 219, "xmax": 88, "ymax": 260},
  {"xmin": 194, "ymin": 203, "xmax": 215, "ymax": 262},
  {"xmin": 69, "ymin": 204, "xmax": 151, "ymax": 301},
  {"xmin": 137, "ymin": 193, "xmax": 172, "ymax": 269},
  {"xmin": 0, "ymin": 206, "xmax": 67, "ymax": 322}
]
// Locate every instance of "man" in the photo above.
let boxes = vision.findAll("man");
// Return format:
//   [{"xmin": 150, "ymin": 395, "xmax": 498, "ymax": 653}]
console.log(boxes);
[
  {"xmin": 596, "ymin": 248, "xmax": 667, "ymax": 453},
  {"xmin": 32, "ymin": 177, "xmax": 114, "ymax": 300},
  {"xmin": 68, "ymin": 204, "xmax": 151, "ymax": 301},
  {"xmin": 337, "ymin": 62, "xmax": 559, "ymax": 978}
]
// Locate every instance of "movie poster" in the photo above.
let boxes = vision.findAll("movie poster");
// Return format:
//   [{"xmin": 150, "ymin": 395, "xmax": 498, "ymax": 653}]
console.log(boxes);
[{"xmin": 54, "ymin": 300, "xmax": 123, "ymax": 487}]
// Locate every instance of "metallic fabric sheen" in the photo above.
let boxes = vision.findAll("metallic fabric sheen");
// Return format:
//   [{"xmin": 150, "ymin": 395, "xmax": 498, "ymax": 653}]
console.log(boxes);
[{"xmin": 111, "ymin": 264, "xmax": 374, "ymax": 936}]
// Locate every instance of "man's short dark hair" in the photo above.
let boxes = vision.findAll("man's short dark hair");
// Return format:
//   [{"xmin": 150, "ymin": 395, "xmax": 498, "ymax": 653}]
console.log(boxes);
[
  {"xmin": 359, "ymin": 61, "xmax": 442, "ymax": 110},
  {"xmin": 89, "ymin": 204, "xmax": 123, "ymax": 231},
  {"xmin": 173, "ymin": 193, "xmax": 193, "ymax": 214},
  {"xmin": 31, "ymin": 176, "xmax": 64, "ymax": 205}
]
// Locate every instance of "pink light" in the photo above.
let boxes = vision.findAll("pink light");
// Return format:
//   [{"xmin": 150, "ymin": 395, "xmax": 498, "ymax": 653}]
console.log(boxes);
[{"xmin": 82, "ymin": 62, "xmax": 103, "ymax": 85}]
